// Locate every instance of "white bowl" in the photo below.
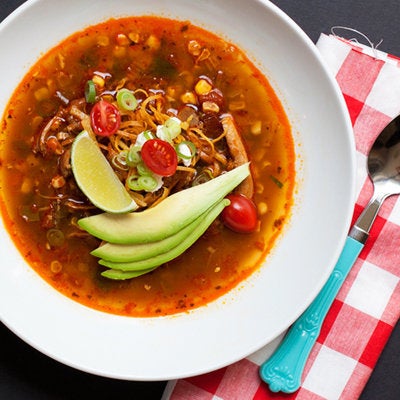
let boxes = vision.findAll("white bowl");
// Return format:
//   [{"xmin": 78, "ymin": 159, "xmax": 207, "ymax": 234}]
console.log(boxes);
[{"xmin": 0, "ymin": 0, "xmax": 355, "ymax": 380}]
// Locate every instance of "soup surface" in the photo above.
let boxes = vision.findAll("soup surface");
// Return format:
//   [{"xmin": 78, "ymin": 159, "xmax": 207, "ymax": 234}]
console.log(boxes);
[{"xmin": 0, "ymin": 17, "xmax": 295, "ymax": 317}]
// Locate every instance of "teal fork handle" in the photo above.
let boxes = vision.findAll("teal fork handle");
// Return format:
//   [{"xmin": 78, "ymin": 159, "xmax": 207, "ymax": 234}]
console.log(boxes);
[{"xmin": 259, "ymin": 236, "xmax": 364, "ymax": 393}]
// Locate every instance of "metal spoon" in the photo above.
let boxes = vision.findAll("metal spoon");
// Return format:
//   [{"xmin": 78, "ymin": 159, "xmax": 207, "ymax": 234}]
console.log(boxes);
[{"xmin": 260, "ymin": 114, "xmax": 400, "ymax": 393}]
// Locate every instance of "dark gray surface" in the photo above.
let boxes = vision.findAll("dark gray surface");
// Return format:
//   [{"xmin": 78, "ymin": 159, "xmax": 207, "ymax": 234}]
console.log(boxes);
[{"xmin": 0, "ymin": 1, "xmax": 399, "ymax": 399}]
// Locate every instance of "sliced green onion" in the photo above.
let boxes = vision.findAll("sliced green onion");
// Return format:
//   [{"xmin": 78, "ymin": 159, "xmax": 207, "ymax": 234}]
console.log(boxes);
[
  {"xmin": 111, "ymin": 150, "xmax": 129, "ymax": 171},
  {"xmin": 137, "ymin": 161, "xmax": 152, "ymax": 176},
  {"xmin": 116, "ymin": 88, "xmax": 138, "ymax": 111},
  {"xmin": 46, "ymin": 228, "xmax": 65, "ymax": 247},
  {"xmin": 126, "ymin": 145, "xmax": 141, "ymax": 166},
  {"xmin": 126, "ymin": 175, "xmax": 158, "ymax": 192},
  {"xmin": 138, "ymin": 175, "xmax": 158, "ymax": 191},
  {"xmin": 164, "ymin": 117, "xmax": 181, "ymax": 139},
  {"xmin": 85, "ymin": 80, "xmax": 96, "ymax": 103},
  {"xmin": 143, "ymin": 130, "xmax": 154, "ymax": 140},
  {"xmin": 126, "ymin": 176, "xmax": 142, "ymax": 191},
  {"xmin": 192, "ymin": 169, "xmax": 214, "ymax": 186},
  {"xmin": 135, "ymin": 130, "xmax": 155, "ymax": 147},
  {"xmin": 175, "ymin": 140, "xmax": 197, "ymax": 160},
  {"xmin": 156, "ymin": 124, "xmax": 171, "ymax": 142},
  {"xmin": 270, "ymin": 175, "xmax": 284, "ymax": 188}
]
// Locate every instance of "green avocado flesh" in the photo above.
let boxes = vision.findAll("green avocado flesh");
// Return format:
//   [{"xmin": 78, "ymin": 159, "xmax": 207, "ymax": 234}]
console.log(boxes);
[
  {"xmin": 101, "ymin": 267, "xmax": 156, "ymax": 280},
  {"xmin": 78, "ymin": 163, "xmax": 249, "ymax": 244},
  {"xmin": 99, "ymin": 199, "xmax": 229, "ymax": 271},
  {"xmin": 92, "ymin": 203, "xmax": 216, "ymax": 262}
]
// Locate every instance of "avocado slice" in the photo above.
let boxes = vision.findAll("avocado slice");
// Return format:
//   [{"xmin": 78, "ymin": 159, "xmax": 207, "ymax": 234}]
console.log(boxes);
[
  {"xmin": 101, "ymin": 267, "xmax": 156, "ymax": 280},
  {"xmin": 99, "ymin": 198, "xmax": 229, "ymax": 272},
  {"xmin": 92, "ymin": 203, "xmax": 214, "ymax": 262},
  {"xmin": 78, "ymin": 163, "xmax": 249, "ymax": 244}
]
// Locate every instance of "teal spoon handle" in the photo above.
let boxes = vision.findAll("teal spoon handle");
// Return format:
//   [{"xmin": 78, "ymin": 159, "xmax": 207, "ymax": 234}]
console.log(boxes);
[{"xmin": 259, "ymin": 236, "xmax": 363, "ymax": 393}]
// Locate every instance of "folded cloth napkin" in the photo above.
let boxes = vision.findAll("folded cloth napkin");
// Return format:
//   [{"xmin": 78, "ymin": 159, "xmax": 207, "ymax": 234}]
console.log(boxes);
[{"xmin": 162, "ymin": 33, "xmax": 400, "ymax": 400}]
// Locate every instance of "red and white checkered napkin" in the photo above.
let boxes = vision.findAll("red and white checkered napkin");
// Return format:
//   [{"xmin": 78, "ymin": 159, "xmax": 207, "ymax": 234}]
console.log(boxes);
[{"xmin": 163, "ymin": 34, "xmax": 400, "ymax": 400}]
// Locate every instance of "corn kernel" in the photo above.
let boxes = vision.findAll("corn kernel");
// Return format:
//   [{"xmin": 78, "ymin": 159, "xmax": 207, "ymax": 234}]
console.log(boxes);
[
  {"xmin": 116, "ymin": 33, "xmax": 130, "ymax": 46},
  {"xmin": 113, "ymin": 45, "xmax": 126, "ymax": 58},
  {"xmin": 202, "ymin": 101, "xmax": 220, "ymax": 113},
  {"xmin": 20, "ymin": 177, "xmax": 32, "ymax": 194},
  {"xmin": 180, "ymin": 121, "xmax": 189, "ymax": 131},
  {"xmin": 97, "ymin": 35, "xmax": 110, "ymax": 46},
  {"xmin": 258, "ymin": 202, "xmax": 268, "ymax": 215},
  {"xmin": 92, "ymin": 75, "xmax": 105, "ymax": 88},
  {"xmin": 188, "ymin": 40, "xmax": 202, "ymax": 56},
  {"xmin": 146, "ymin": 34, "xmax": 160, "ymax": 50},
  {"xmin": 77, "ymin": 35, "xmax": 93, "ymax": 48},
  {"xmin": 51, "ymin": 175, "xmax": 66, "ymax": 189},
  {"xmin": 180, "ymin": 91, "xmax": 197, "ymax": 105},
  {"xmin": 251, "ymin": 120, "xmax": 262, "ymax": 135},
  {"xmin": 166, "ymin": 85, "xmax": 181, "ymax": 99},
  {"xmin": 195, "ymin": 79, "xmax": 212, "ymax": 95},
  {"xmin": 128, "ymin": 32, "xmax": 140, "ymax": 43},
  {"xmin": 34, "ymin": 87, "xmax": 50, "ymax": 102}
]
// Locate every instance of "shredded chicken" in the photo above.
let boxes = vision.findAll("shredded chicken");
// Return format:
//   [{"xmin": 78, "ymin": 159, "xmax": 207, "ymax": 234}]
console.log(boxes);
[
  {"xmin": 221, "ymin": 113, "xmax": 254, "ymax": 198},
  {"xmin": 32, "ymin": 74, "xmax": 255, "ymax": 217}
]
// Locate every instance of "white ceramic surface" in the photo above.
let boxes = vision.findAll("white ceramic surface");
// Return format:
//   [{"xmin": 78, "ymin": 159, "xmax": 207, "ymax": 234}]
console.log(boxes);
[{"xmin": 0, "ymin": 0, "xmax": 355, "ymax": 380}]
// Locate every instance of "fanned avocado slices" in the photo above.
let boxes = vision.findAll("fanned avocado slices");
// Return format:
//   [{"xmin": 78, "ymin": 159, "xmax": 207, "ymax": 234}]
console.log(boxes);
[
  {"xmin": 99, "ymin": 199, "xmax": 229, "ymax": 273},
  {"xmin": 78, "ymin": 163, "xmax": 249, "ymax": 244},
  {"xmin": 80, "ymin": 164, "xmax": 250, "ymax": 280}
]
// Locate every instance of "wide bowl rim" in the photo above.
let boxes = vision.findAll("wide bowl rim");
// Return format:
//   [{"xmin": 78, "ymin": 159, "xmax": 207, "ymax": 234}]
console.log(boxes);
[{"xmin": 0, "ymin": 0, "xmax": 355, "ymax": 380}]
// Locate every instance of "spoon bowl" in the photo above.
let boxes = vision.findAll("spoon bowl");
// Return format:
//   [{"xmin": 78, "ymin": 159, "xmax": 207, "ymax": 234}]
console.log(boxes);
[
  {"xmin": 351, "ymin": 115, "xmax": 400, "ymax": 243},
  {"xmin": 368, "ymin": 116, "xmax": 400, "ymax": 192}
]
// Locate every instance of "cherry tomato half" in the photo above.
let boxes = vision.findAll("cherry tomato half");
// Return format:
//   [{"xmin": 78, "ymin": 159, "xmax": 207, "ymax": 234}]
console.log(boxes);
[
  {"xmin": 221, "ymin": 194, "xmax": 258, "ymax": 233},
  {"xmin": 90, "ymin": 100, "xmax": 121, "ymax": 137},
  {"xmin": 141, "ymin": 139, "xmax": 178, "ymax": 177}
]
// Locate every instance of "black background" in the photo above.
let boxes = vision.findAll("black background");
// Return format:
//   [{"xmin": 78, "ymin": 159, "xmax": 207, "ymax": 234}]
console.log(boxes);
[{"xmin": 1, "ymin": 1, "xmax": 399, "ymax": 399}]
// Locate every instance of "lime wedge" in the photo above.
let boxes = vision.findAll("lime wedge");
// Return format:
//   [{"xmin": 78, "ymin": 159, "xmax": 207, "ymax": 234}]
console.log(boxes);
[{"xmin": 71, "ymin": 131, "xmax": 137, "ymax": 213}]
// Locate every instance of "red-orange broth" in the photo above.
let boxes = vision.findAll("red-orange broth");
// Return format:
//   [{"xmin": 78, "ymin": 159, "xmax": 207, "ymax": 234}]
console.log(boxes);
[{"xmin": 0, "ymin": 17, "xmax": 295, "ymax": 316}]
